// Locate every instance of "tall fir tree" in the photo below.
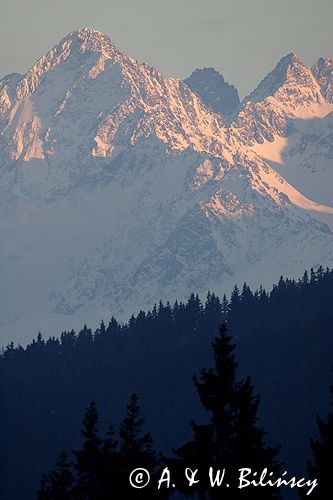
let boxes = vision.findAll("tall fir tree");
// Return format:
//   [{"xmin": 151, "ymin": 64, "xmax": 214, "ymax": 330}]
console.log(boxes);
[
  {"xmin": 72, "ymin": 401, "xmax": 103, "ymax": 499},
  {"xmin": 305, "ymin": 381, "xmax": 333, "ymax": 498},
  {"xmin": 36, "ymin": 474, "xmax": 50, "ymax": 500},
  {"xmin": 119, "ymin": 393, "xmax": 161, "ymax": 497},
  {"xmin": 99, "ymin": 423, "xmax": 121, "ymax": 495},
  {"xmin": 36, "ymin": 453, "xmax": 74, "ymax": 500},
  {"xmin": 204, "ymin": 292, "xmax": 223, "ymax": 334},
  {"xmin": 175, "ymin": 324, "xmax": 281, "ymax": 498}
]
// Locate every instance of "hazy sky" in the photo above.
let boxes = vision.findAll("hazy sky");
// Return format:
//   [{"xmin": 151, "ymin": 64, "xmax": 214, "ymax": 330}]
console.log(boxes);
[{"xmin": 0, "ymin": 0, "xmax": 331, "ymax": 97}]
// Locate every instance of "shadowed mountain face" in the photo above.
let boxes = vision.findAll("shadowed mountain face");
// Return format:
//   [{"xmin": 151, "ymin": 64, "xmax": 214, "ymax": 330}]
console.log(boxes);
[
  {"xmin": 312, "ymin": 56, "xmax": 333, "ymax": 102},
  {"xmin": 184, "ymin": 67, "xmax": 240, "ymax": 119},
  {"xmin": 0, "ymin": 28, "xmax": 332, "ymax": 345}
]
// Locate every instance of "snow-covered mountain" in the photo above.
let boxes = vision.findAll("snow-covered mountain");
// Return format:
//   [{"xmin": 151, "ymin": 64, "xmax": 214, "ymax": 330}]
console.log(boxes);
[
  {"xmin": 0, "ymin": 28, "xmax": 332, "ymax": 345},
  {"xmin": 232, "ymin": 53, "xmax": 333, "ymax": 206}
]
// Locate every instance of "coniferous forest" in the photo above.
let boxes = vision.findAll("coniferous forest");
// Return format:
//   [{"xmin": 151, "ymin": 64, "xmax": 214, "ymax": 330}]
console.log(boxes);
[{"xmin": 1, "ymin": 267, "xmax": 333, "ymax": 499}]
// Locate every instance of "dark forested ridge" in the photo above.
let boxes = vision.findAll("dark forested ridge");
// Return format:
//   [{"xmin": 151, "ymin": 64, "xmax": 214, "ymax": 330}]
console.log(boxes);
[
  {"xmin": 37, "ymin": 326, "xmax": 283, "ymax": 499},
  {"xmin": 1, "ymin": 267, "xmax": 333, "ymax": 499}
]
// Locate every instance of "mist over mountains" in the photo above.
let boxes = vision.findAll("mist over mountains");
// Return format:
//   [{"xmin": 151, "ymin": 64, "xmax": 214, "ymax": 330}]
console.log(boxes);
[{"xmin": 0, "ymin": 28, "xmax": 332, "ymax": 345}]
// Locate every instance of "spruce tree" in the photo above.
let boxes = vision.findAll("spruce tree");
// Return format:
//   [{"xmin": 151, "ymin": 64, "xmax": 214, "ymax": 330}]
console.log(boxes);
[
  {"xmin": 36, "ymin": 474, "xmax": 50, "ymax": 500},
  {"xmin": 37, "ymin": 397, "xmax": 164, "ymax": 499},
  {"xmin": 119, "ymin": 393, "xmax": 160, "ymax": 497},
  {"xmin": 306, "ymin": 382, "xmax": 333, "ymax": 498},
  {"xmin": 46, "ymin": 452, "xmax": 74, "ymax": 499},
  {"xmin": 175, "ymin": 324, "xmax": 281, "ymax": 498},
  {"xmin": 204, "ymin": 293, "xmax": 223, "ymax": 334},
  {"xmin": 120, "ymin": 393, "xmax": 158, "ymax": 469},
  {"xmin": 221, "ymin": 294, "xmax": 229, "ymax": 324},
  {"xmin": 99, "ymin": 423, "xmax": 121, "ymax": 495},
  {"xmin": 72, "ymin": 401, "xmax": 103, "ymax": 499},
  {"xmin": 36, "ymin": 453, "xmax": 74, "ymax": 500}
]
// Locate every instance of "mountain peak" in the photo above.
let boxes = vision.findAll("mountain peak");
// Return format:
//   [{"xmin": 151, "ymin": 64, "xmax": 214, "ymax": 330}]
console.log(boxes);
[
  {"xmin": 58, "ymin": 27, "xmax": 125, "ymax": 60},
  {"xmin": 64, "ymin": 27, "xmax": 117, "ymax": 48},
  {"xmin": 1, "ymin": 33, "xmax": 333, "ymax": 345},
  {"xmin": 278, "ymin": 52, "xmax": 303, "ymax": 67},
  {"xmin": 312, "ymin": 56, "xmax": 333, "ymax": 103},
  {"xmin": 243, "ymin": 52, "xmax": 308, "ymax": 104},
  {"xmin": 184, "ymin": 67, "xmax": 239, "ymax": 119},
  {"xmin": 14, "ymin": 27, "xmax": 127, "ymax": 100},
  {"xmin": 73, "ymin": 27, "xmax": 108, "ymax": 37},
  {"xmin": 188, "ymin": 67, "xmax": 226, "ymax": 81},
  {"xmin": 233, "ymin": 52, "xmax": 332, "ymax": 145}
]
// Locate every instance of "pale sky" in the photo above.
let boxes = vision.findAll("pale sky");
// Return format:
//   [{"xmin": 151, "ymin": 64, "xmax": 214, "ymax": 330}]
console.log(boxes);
[{"xmin": 0, "ymin": 0, "xmax": 331, "ymax": 97}]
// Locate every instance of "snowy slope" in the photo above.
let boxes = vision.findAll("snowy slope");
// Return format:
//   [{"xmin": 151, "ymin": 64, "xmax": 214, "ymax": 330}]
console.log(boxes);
[
  {"xmin": 0, "ymin": 29, "xmax": 332, "ymax": 345},
  {"xmin": 232, "ymin": 53, "xmax": 333, "ymax": 206}
]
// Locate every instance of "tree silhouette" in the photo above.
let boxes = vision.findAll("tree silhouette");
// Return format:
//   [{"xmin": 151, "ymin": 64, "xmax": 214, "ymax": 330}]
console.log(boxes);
[
  {"xmin": 36, "ymin": 452, "xmax": 73, "ymax": 499},
  {"xmin": 175, "ymin": 324, "xmax": 281, "ymax": 498},
  {"xmin": 37, "ymin": 396, "xmax": 164, "ymax": 499},
  {"xmin": 36, "ymin": 474, "xmax": 50, "ymax": 500},
  {"xmin": 72, "ymin": 401, "xmax": 103, "ymax": 499},
  {"xmin": 306, "ymin": 379, "xmax": 333, "ymax": 498},
  {"xmin": 99, "ymin": 423, "xmax": 121, "ymax": 495},
  {"xmin": 119, "ymin": 393, "xmax": 161, "ymax": 497},
  {"xmin": 1, "ymin": 267, "xmax": 332, "ymax": 500}
]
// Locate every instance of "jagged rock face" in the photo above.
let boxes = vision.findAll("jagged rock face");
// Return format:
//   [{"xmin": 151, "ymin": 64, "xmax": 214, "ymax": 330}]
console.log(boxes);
[
  {"xmin": 232, "ymin": 53, "xmax": 331, "ymax": 145},
  {"xmin": 0, "ymin": 29, "xmax": 230, "ymax": 175},
  {"xmin": 312, "ymin": 57, "xmax": 333, "ymax": 103},
  {"xmin": 230, "ymin": 53, "xmax": 333, "ymax": 206},
  {"xmin": 0, "ymin": 28, "xmax": 332, "ymax": 345},
  {"xmin": 243, "ymin": 53, "xmax": 316, "ymax": 104},
  {"xmin": 184, "ymin": 67, "xmax": 240, "ymax": 120}
]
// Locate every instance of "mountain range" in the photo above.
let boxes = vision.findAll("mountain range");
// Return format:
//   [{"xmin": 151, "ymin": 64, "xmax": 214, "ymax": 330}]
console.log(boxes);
[{"xmin": 0, "ymin": 28, "xmax": 332, "ymax": 345}]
